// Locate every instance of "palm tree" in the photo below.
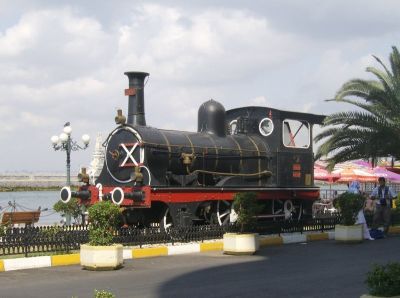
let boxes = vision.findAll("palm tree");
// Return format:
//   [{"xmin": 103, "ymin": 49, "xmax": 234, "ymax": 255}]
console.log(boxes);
[{"xmin": 315, "ymin": 46, "xmax": 400, "ymax": 169}]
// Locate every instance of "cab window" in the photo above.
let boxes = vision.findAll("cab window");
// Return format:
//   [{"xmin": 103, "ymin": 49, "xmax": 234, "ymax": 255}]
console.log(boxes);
[{"xmin": 282, "ymin": 119, "xmax": 310, "ymax": 148}]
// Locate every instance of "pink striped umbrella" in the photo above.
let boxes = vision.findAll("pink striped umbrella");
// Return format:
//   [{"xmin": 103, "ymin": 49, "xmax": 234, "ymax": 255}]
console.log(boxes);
[
  {"xmin": 332, "ymin": 167, "xmax": 377, "ymax": 183},
  {"xmin": 314, "ymin": 167, "xmax": 340, "ymax": 182}
]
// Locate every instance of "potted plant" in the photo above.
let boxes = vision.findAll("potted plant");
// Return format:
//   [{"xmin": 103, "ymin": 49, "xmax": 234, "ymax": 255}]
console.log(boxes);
[
  {"xmin": 334, "ymin": 192, "xmax": 365, "ymax": 242},
  {"xmin": 223, "ymin": 192, "xmax": 261, "ymax": 255},
  {"xmin": 80, "ymin": 201, "xmax": 123, "ymax": 270},
  {"xmin": 361, "ymin": 262, "xmax": 400, "ymax": 298}
]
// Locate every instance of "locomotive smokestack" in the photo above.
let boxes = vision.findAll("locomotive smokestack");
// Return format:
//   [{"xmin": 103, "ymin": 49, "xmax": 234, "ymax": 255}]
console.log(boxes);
[{"xmin": 124, "ymin": 71, "xmax": 150, "ymax": 126}]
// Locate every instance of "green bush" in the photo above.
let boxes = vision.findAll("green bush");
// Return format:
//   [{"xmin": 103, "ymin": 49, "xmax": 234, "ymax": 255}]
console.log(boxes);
[
  {"xmin": 334, "ymin": 192, "xmax": 364, "ymax": 226},
  {"xmin": 366, "ymin": 262, "xmax": 400, "ymax": 297},
  {"xmin": 40, "ymin": 225, "xmax": 63, "ymax": 238},
  {"xmin": 232, "ymin": 192, "xmax": 261, "ymax": 233},
  {"xmin": 0, "ymin": 224, "xmax": 6, "ymax": 237},
  {"xmin": 53, "ymin": 198, "xmax": 81, "ymax": 222},
  {"xmin": 93, "ymin": 289, "xmax": 116, "ymax": 298},
  {"xmin": 88, "ymin": 201, "xmax": 120, "ymax": 246}
]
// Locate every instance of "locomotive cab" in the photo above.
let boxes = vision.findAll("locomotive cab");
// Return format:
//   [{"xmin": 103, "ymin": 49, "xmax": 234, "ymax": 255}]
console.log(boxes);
[{"xmin": 226, "ymin": 107, "xmax": 325, "ymax": 188}]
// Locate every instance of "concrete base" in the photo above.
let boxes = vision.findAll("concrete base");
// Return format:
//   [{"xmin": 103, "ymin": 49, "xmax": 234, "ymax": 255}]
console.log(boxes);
[
  {"xmin": 335, "ymin": 224, "xmax": 363, "ymax": 243},
  {"xmin": 360, "ymin": 294, "xmax": 400, "ymax": 298},
  {"xmin": 80, "ymin": 244, "xmax": 123, "ymax": 270},
  {"xmin": 223, "ymin": 233, "xmax": 259, "ymax": 255}
]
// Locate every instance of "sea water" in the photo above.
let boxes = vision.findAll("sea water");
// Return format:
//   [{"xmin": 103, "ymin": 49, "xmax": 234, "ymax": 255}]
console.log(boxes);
[{"xmin": 0, "ymin": 191, "xmax": 62, "ymax": 225}]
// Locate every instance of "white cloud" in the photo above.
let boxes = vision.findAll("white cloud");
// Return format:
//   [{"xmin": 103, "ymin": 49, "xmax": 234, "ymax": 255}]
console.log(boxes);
[
  {"xmin": 0, "ymin": 2, "xmax": 398, "ymax": 171},
  {"xmin": 115, "ymin": 4, "xmax": 304, "ymax": 84},
  {"xmin": 250, "ymin": 96, "xmax": 268, "ymax": 106}
]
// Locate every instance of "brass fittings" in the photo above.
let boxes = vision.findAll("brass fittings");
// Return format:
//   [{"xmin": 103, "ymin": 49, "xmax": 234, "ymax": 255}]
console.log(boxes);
[
  {"xmin": 132, "ymin": 166, "xmax": 143, "ymax": 183},
  {"xmin": 78, "ymin": 167, "xmax": 90, "ymax": 183},
  {"xmin": 115, "ymin": 109, "xmax": 127, "ymax": 125},
  {"xmin": 181, "ymin": 153, "xmax": 195, "ymax": 166}
]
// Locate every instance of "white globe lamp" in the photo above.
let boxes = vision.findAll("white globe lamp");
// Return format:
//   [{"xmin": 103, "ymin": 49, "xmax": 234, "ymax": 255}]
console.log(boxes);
[
  {"xmin": 51, "ymin": 135, "xmax": 59, "ymax": 145},
  {"xmin": 59, "ymin": 132, "xmax": 68, "ymax": 143},
  {"xmin": 82, "ymin": 134, "xmax": 90, "ymax": 145},
  {"xmin": 63, "ymin": 126, "xmax": 72, "ymax": 135}
]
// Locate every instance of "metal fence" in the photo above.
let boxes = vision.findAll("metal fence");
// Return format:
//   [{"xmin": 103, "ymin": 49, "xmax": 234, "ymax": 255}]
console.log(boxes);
[{"xmin": 1, "ymin": 213, "xmax": 400, "ymax": 257}]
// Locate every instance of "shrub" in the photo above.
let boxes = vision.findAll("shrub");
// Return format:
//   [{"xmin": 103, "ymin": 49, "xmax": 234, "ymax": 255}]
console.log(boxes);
[
  {"xmin": 366, "ymin": 262, "xmax": 400, "ymax": 297},
  {"xmin": 53, "ymin": 198, "xmax": 81, "ymax": 222},
  {"xmin": 40, "ymin": 225, "xmax": 63, "ymax": 238},
  {"xmin": 88, "ymin": 201, "xmax": 120, "ymax": 246},
  {"xmin": 232, "ymin": 192, "xmax": 261, "ymax": 233},
  {"xmin": 334, "ymin": 192, "xmax": 364, "ymax": 226},
  {"xmin": 94, "ymin": 289, "xmax": 116, "ymax": 298}
]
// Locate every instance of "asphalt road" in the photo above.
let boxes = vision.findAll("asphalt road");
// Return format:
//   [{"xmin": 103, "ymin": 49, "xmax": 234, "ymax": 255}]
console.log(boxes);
[{"xmin": 1, "ymin": 236, "xmax": 400, "ymax": 298}]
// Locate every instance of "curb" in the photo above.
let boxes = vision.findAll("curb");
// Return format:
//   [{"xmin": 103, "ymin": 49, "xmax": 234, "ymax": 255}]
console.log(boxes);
[{"xmin": 0, "ymin": 229, "xmax": 397, "ymax": 272}]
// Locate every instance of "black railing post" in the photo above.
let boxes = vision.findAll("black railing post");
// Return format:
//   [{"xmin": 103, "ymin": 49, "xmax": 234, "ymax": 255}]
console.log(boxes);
[{"xmin": 23, "ymin": 228, "xmax": 29, "ymax": 258}]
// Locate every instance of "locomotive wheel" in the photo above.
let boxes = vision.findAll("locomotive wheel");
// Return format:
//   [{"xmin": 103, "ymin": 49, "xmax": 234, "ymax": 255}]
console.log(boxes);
[
  {"xmin": 292, "ymin": 202, "xmax": 303, "ymax": 221},
  {"xmin": 213, "ymin": 200, "xmax": 235, "ymax": 226},
  {"xmin": 272, "ymin": 199, "xmax": 303, "ymax": 221},
  {"xmin": 160, "ymin": 207, "xmax": 174, "ymax": 231}
]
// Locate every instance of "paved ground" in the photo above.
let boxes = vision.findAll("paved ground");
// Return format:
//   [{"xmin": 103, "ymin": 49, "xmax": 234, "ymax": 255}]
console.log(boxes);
[{"xmin": 1, "ymin": 236, "xmax": 400, "ymax": 298}]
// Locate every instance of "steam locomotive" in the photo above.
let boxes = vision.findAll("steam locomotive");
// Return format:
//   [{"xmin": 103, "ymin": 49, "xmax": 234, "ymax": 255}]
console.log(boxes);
[{"xmin": 60, "ymin": 71, "xmax": 324, "ymax": 228}]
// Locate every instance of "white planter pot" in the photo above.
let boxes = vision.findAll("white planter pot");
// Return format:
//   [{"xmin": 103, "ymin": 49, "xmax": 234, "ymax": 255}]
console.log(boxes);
[
  {"xmin": 223, "ymin": 233, "xmax": 259, "ymax": 255},
  {"xmin": 335, "ymin": 224, "xmax": 363, "ymax": 243},
  {"xmin": 80, "ymin": 244, "xmax": 123, "ymax": 270}
]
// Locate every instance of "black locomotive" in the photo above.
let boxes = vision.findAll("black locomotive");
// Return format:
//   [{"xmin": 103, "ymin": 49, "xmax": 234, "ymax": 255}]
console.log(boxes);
[{"xmin": 61, "ymin": 71, "xmax": 324, "ymax": 228}]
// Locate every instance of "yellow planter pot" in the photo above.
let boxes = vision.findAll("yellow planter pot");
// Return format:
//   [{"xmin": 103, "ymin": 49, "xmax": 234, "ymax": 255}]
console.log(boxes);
[
  {"xmin": 80, "ymin": 244, "xmax": 123, "ymax": 270},
  {"xmin": 223, "ymin": 233, "xmax": 259, "ymax": 255}
]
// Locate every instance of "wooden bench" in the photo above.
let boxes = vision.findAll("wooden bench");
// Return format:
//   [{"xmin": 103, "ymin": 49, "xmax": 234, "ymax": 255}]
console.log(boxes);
[{"xmin": 1, "ymin": 211, "xmax": 41, "ymax": 226}]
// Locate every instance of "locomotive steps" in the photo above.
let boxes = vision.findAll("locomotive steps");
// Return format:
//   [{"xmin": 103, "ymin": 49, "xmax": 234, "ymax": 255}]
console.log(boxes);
[{"xmin": 2, "ymin": 227, "xmax": 400, "ymax": 272}]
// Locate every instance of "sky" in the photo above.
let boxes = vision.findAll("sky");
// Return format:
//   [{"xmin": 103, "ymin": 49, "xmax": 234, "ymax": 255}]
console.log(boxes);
[{"xmin": 0, "ymin": 0, "xmax": 399, "ymax": 173}]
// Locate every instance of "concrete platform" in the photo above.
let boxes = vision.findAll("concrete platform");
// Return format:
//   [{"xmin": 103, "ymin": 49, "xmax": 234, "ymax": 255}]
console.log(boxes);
[{"xmin": 1, "ymin": 236, "xmax": 400, "ymax": 298}]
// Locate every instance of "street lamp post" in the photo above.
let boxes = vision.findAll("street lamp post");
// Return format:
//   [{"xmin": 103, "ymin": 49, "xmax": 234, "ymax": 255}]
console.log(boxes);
[{"xmin": 51, "ymin": 123, "xmax": 90, "ymax": 186}]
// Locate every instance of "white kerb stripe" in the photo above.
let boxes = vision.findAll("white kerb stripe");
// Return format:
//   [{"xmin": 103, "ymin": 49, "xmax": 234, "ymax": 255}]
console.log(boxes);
[
  {"xmin": 328, "ymin": 231, "xmax": 335, "ymax": 240},
  {"xmin": 123, "ymin": 249, "xmax": 132, "ymax": 259},
  {"xmin": 281, "ymin": 233, "xmax": 307, "ymax": 244},
  {"xmin": 4, "ymin": 256, "xmax": 52, "ymax": 271},
  {"xmin": 168, "ymin": 244, "xmax": 200, "ymax": 255}
]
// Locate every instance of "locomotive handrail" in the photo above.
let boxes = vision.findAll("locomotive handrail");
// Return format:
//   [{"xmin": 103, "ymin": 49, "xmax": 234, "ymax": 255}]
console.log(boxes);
[
  {"xmin": 140, "ymin": 140, "xmax": 271, "ymax": 154},
  {"xmin": 187, "ymin": 168, "xmax": 272, "ymax": 177}
]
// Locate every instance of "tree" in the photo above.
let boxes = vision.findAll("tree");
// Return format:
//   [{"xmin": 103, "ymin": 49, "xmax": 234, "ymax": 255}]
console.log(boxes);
[
  {"xmin": 315, "ymin": 46, "xmax": 400, "ymax": 169},
  {"xmin": 53, "ymin": 198, "xmax": 81, "ymax": 224}
]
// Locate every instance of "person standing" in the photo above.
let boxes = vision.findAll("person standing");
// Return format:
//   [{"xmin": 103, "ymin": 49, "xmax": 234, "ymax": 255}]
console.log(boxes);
[
  {"xmin": 348, "ymin": 181, "xmax": 374, "ymax": 240},
  {"xmin": 369, "ymin": 177, "xmax": 397, "ymax": 235}
]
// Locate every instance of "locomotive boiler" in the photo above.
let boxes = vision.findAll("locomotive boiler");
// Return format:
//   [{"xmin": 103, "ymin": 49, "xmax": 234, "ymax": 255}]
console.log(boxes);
[{"xmin": 60, "ymin": 71, "xmax": 324, "ymax": 228}]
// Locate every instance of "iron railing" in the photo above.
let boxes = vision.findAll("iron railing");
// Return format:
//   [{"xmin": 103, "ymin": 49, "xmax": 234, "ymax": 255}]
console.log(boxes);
[{"xmin": 1, "ymin": 213, "xmax": 400, "ymax": 257}]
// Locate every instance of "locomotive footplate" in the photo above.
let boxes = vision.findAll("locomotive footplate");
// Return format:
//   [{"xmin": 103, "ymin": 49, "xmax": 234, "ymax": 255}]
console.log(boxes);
[
  {"xmin": 79, "ymin": 185, "xmax": 319, "ymax": 209},
  {"xmin": 148, "ymin": 186, "xmax": 320, "ymax": 204}
]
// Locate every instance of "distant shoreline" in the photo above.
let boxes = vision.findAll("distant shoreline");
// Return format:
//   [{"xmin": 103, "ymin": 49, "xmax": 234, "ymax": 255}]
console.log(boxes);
[{"xmin": 0, "ymin": 186, "xmax": 77, "ymax": 192}]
